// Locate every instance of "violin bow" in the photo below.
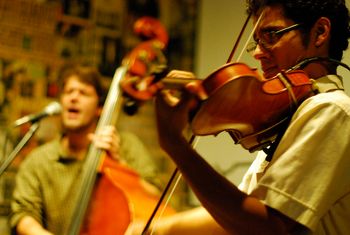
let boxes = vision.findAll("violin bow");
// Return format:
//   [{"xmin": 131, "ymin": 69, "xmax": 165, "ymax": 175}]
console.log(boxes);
[
  {"xmin": 142, "ymin": 13, "xmax": 258, "ymax": 235},
  {"xmin": 141, "ymin": 136, "xmax": 199, "ymax": 235},
  {"xmin": 227, "ymin": 13, "xmax": 252, "ymax": 63}
]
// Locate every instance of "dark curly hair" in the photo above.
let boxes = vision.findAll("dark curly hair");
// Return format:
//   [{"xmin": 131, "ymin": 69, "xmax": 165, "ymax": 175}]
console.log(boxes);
[{"xmin": 246, "ymin": 0, "xmax": 350, "ymax": 61}]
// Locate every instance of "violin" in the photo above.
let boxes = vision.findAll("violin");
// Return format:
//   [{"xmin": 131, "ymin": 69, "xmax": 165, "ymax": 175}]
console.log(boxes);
[
  {"xmin": 122, "ymin": 61, "xmax": 315, "ymax": 153},
  {"xmin": 190, "ymin": 62, "xmax": 315, "ymax": 152},
  {"xmin": 120, "ymin": 46, "xmax": 317, "ymax": 235}
]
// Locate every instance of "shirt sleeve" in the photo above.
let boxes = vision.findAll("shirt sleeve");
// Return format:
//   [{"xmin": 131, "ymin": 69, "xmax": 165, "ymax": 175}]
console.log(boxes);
[
  {"xmin": 9, "ymin": 152, "xmax": 45, "ymax": 231},
  {"xmin": 251, "ymin": 92, "xmax": 350, "ymax": 231}
]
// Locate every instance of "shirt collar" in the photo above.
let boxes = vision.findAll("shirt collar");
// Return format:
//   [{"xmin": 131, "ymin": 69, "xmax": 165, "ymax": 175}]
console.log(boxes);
[
  {"xmin": 54, "ymin": 135, "xmax": 79, "ymax": 161},
  {"xmin": 312, "ymin": 74, "xmax": 344, "ymax": 93}
]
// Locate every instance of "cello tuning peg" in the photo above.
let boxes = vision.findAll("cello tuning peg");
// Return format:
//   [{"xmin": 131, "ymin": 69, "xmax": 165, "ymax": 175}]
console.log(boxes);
[{"xmin": 123, "ymin": 96, "xmax": 140, "ymax": 116}]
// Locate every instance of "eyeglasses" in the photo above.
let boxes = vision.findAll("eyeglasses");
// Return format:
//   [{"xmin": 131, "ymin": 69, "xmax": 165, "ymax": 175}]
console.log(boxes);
[{"xmin": 246, "ymin": 23, "xmax": 302, "ymax": 54}]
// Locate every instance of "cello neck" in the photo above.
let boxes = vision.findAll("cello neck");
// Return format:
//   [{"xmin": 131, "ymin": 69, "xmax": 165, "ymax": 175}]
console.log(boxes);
[{"xmin": 67, "ymin": 66, "xmax": 128, "ymax": 235}]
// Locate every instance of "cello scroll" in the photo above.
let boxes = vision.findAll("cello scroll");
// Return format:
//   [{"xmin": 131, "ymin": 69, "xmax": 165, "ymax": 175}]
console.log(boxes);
[{"xmin": 121, "ymin": 16, "xmax": 169, "ymax": 115}]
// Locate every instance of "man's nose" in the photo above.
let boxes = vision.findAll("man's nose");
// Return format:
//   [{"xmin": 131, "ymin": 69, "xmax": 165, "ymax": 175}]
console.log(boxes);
[
  {"xmin": 69, "ymin": 91, "xmax": 80, "ymax": 101},
  {"xmin": 252, "ymin": 43, "xmax": 266, "ymax": 60}
]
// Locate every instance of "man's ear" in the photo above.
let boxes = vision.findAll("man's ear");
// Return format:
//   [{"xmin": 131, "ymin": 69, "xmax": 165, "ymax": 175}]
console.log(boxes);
[{"xmin": 314, "ymin": 17, "xmax": 331, "ymax": 47}]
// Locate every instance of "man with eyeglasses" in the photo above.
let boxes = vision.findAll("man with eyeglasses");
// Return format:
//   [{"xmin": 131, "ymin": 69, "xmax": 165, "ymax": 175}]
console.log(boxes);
[
  {"xmin": 151, "ymin": 0, "xmax": 350, "ymax": 235},
  {"xmin": 246, "ymin": 23, "xmax": 302, "ymax": 55}
]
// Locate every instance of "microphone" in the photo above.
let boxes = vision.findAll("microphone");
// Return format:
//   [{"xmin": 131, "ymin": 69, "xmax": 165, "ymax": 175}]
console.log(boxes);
[{"xmin": 13, "ymin": 101, "xmax": 62, "ymax": 127}]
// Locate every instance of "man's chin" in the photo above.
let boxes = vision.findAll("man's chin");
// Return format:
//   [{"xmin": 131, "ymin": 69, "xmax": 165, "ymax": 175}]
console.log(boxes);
[{"xmin": 63, "ymin": 122, "xmax": 82, "ymax": 132}]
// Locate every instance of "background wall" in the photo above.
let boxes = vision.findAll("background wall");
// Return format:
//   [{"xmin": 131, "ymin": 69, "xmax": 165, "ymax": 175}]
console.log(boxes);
[{"xmin": 193, "ymin": 0, "xmax": 256, "ymax": 187}]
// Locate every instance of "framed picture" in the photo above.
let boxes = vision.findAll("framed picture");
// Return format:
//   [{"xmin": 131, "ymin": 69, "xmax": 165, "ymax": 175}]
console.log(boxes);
[
  {"xmin": 62, "ymin": 0, "xmax": 91, "ymax": 19},
  {"xmin": 99, "ymin": 36, "xmax": 122, "ymax": 77}
]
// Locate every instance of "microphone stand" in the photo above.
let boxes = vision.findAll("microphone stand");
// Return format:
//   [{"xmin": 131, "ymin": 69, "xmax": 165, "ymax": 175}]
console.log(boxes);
[{"xmin": 0, "ymin": 122, "xmax": 40, "ymax": 176}]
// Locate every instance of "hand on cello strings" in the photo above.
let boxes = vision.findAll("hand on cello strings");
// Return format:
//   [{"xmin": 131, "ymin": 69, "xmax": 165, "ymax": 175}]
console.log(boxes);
[{"xmin": 88, "ymin": 125, "xmax": 121, "ymax": 162}]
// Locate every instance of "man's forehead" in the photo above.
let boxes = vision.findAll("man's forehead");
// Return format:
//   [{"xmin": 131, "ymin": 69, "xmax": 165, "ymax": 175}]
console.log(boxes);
[
  {"xmin": 253, "ymin": 7, "xmax": 294, "ymax": 32},
  {"xmin": 64, "ymin": 77, "xmax": 95, "ymax": 91}
]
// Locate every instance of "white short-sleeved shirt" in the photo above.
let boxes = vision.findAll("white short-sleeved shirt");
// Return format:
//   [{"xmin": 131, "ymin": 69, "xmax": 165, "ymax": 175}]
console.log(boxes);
[{"xmin": 239, "ymin": 75, "xmax": 350, "ymax": 235}]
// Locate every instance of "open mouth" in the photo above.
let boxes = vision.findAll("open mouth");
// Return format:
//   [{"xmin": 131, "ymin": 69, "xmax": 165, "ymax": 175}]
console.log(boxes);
[{"xmin": 67, "ymin": 107, "xmax": 80, "ymax": 118}]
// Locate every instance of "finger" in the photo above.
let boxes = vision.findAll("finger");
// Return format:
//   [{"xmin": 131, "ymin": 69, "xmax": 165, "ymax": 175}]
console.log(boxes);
[
  {"xmin": 162, "ymin": 90, "xmax": 180, "ymax": 106},
  {"xmin": 185, "ymin": 81, "xmax": 207, "ymax": 100},
  {"xmin": 98, "ymin": 125, "xmax": 116, "ymax": 136},
  {"xmin": 90, "ymin": 133, "xmax": 115, "ymax": 148},
  {"xmin": 155, "ymin": 90, "xmax": 173, "ymax": 109},
  {"xmin": 167, "ymin": 70, "xmax": 196, "ymax": 79},
  {"xmin": 155, "ymin": 89, "xmax": 197, "ymax": 118},
  {"xmin": 87, "ymin": 133, "xmax": 94, "ymax": 142},
  {"xmin": 96, "ymin": 126, "xmax": 119, "ymax": 141},
  {"xmin": 175, "ymin": 88, "xmax": 200, "ymax": 113}
]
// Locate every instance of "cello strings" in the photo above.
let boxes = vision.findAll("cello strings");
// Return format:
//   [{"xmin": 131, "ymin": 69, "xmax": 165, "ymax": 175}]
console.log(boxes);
[{"xmin": 67, "ymin": 66, "xmax": 128, "ymax": 235}]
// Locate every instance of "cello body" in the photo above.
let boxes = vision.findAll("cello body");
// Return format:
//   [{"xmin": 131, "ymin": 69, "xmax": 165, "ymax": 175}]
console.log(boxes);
[{"xmin": 80, "ymin": 157, "xmax": 175, "ymax": 235}]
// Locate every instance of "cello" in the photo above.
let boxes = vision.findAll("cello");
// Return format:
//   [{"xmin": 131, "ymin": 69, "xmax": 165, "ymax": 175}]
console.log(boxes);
[{"xmin": 66, "ymin": 16, "xmax": 174, "ymax": 235}]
